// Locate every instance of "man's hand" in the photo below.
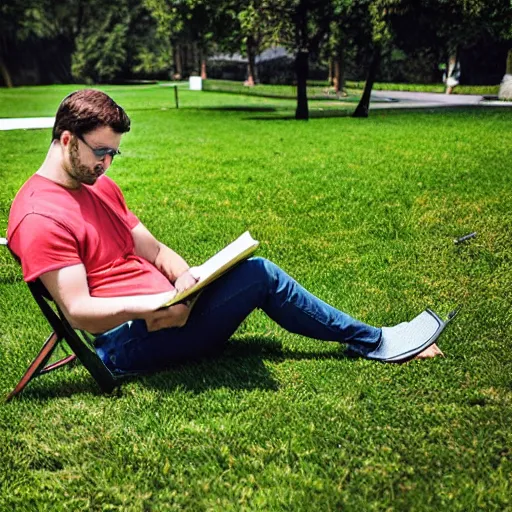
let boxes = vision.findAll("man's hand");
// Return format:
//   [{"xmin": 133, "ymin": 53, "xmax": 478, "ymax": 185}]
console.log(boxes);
[
  {"xmin": 143, "ymin": 303, "xmax": 191, "ymax": 332},
  {"xmin": 174, "ymin": 270, "xmax": 198, "ymax": 294}
]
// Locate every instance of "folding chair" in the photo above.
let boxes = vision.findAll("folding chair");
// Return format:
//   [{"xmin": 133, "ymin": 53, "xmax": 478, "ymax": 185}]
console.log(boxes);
[{"xmin": 1, "ymin": 237, "xmax": 120, "ymax": 401}]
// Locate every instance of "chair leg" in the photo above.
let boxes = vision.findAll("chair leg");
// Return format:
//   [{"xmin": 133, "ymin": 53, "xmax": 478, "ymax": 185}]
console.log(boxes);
[
  {"xmin": 41, "ymin": 354, "xmax": 77, "ymax": 374},
  {"xmin": 5, "ymin": 332, "xmax": 61, "ymax": 402},
  {"xmin": 32, "ymin": 289, "xmax": 119, "ymax": 394}
]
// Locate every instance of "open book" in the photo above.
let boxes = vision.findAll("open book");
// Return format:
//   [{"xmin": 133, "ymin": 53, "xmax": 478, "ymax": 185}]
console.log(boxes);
[{"xmin": 160, "ymin": 231, "xmax": 259, "ymax": 309}]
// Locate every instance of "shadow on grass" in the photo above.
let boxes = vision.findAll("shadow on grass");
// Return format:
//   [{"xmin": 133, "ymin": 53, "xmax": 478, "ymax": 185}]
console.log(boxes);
[
  {"xmin": 142, "ymin": 335, "xmax": 350, "ymax": 394},
  {"xmin": 189, "ymin": 106, "xmax": 278, "ymax": 113},
  {"xmin": 244, "ymin": 109, "xmax": 354, "ymax": 121},
  {"xmin": 0, "ymin": 271, "xmax": 23, "ymax": 285},
  {"xmin": 4, "ymin": 373, "xmax": 114, "ymax": 403},
  {"xmin": 8, "ymin": 336, "xmax": 351, "ymax": 401},
  {"xmin": 243, "ymin": 104, "xmax": 512, "ymax": 121},
  {"xmin": 126, "ymin": 106, "xmax": 279, "ymax": 114},
  {"xmin": 124, "ymin": 107, "xmax": 180, "ymax": 113},
  {"xmin": 57, "ymin": 103, "xmax": 511, "ymax": 119}
]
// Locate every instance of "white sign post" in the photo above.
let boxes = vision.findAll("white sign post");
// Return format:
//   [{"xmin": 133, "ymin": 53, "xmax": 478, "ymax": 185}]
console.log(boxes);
[{"xmin": 189, "ymin": 76, "xmax": 202, "ymax": 91}]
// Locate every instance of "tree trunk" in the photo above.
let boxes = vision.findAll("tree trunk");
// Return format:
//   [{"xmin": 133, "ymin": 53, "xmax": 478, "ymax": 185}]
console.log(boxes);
[
  {"xmin": 0, "ymin": 55, "xmax": 13, "ymax": 88},
  {"xmin": 506, "ymin": 49, "xmax": 512, "ymax": 74},
  {"xmin": 333, "ymin": 60, "xmax": 339, "ymax": 91},
  {"xmin": 334, "ymin": 52, "xmax": 346, "ymax": 96},
  {"xmin": 201, "ymin": 58, "xmax": 207, "ymax": 80},
  {"xmin": 328, "ymin": 59, "xmax": 333, "ymax": 86},
  {"xmin": 294, "ymin": 0, "xmax": 309, "ymax": 121},
  {"xmin": 245, "ymin": 35, "xmax": 257, "ymax": 86},
  {"xmin": 333, "ymin": 39, "xmax": 345, "ymax": 96},
  {"xmin": 295, "ymin": 49, "xmax": 309, "ymax": 120},
  {"xmin": 338, "ymin": 52, "xmax": 346, "ymax": 96},
  {"xmin": 191, "ymin": 42, "xmax": 200, "ymax": 76},
  {"xmin": 174, "ymin": 44, "xmax": 183, "ymax": 80},
  {"xmin": 182, "ymin": 43, "xmax": 191, "ymax": 77},
  {"xmin": 353, "ymin": 47, "xmax": 381, "ymax": 118},
  {"xmin": 183, "ymin": 43, "xmax": 191, "ymax": 77}
]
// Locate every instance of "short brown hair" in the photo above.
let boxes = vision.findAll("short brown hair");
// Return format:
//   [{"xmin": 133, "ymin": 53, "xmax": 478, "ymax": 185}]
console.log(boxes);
[{"xmin": 52, "ymin": 89, "xmax": 131, "ymax": 141}]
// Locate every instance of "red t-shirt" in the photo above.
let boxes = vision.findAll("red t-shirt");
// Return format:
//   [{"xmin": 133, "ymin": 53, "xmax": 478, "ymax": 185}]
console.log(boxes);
[{"xmin": 7, "ymin": 174, "xmax": 173, "ymax": 298}]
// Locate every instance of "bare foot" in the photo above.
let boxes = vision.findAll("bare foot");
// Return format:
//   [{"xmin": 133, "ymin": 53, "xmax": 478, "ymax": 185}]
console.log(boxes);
[{"xmin": 413, "ymin": 343, "xmax": 444, "ymax": 360}]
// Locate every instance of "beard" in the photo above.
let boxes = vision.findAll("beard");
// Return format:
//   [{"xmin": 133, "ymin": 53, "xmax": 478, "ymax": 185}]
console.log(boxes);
[{"xmin": 65, "ymin": 137, "xmax": 105, "ymax": 186}]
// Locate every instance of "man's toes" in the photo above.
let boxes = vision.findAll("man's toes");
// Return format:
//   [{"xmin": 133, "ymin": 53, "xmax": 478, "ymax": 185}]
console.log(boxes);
[{"xmin": 413, "ymin": 343, "xmax": 444, "ymax": 360}]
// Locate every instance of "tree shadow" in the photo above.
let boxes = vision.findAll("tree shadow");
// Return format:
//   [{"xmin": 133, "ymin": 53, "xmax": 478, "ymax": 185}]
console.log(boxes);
[
  {"xmin": 8, "ymin": 336, "xmax": 353, "ymax": 401},
  {"xmin": 242, "ymin": 103, "xmax": 511, "ymax": 121},
  {"xmin": 244, "ymin": 109, "xmax": 353, "ymax": 121},
  {"xmin": 124, "ymin": 105, "xmax": 279, "ymax": 114},
  {"xmin": 124, "ymin": 107, "xmax": 180, "ymax": 113},
  {"xmin": 185, "ymin": 106, "xmax": 278, "ymax": 113}
]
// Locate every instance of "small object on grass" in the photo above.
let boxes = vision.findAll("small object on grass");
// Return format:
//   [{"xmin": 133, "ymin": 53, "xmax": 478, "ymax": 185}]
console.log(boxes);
[
  {"xmin": 454, "ymin": 232, "xmax": 476, "ymax": 245},
  {"xmin": 447, "ymin": 305, "xmax": 462, "ymax": 321}
]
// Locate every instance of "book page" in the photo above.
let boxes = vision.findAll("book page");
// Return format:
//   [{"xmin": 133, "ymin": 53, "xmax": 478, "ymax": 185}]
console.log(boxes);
[
  {"xmin": 189, "ymin": 231, "xmax": 258, "ymax": 281},
  {"xmin": 159, "ymin": 231, "xmax": 259, "ymax": 309}
]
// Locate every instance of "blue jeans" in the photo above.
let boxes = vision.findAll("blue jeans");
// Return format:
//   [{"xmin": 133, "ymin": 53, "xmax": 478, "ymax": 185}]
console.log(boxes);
[{"xmin": 95, "ymin": 257, "xmax": 381, "ymax": 374}]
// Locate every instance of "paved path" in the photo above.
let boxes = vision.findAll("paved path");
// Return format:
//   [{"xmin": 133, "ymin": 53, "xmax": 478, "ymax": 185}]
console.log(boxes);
[
  {"xmin": 369, "ymin": 90, "xmax": 510, "ymax": 109},
  {"xmin": 0, "ymin": 117, "xmax": 55, "ymax": 131},
  {"xmin": 0, "ymin": 90, "xmax": 509, "ymax": 131},
  {"xmin": 372, "ymin": 90, "xmax": 482, "ymax": 105}
]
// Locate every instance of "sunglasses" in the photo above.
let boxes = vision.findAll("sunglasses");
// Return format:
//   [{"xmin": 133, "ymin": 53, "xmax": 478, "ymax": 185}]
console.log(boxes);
[{"xmin": 77, "ymin": 134, "xmax": 121, "ymax": 160}]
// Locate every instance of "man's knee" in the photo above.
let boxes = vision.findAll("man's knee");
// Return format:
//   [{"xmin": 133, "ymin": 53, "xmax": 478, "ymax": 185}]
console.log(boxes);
[{"xmin": 244, "ymin": 256, "xmax": 277, "ymax": 283}]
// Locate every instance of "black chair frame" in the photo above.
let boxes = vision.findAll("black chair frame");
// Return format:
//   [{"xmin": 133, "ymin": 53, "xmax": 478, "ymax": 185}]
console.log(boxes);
[{"xmin": 2, "ymin": 239, "xmax": 119, "ymax": 401}]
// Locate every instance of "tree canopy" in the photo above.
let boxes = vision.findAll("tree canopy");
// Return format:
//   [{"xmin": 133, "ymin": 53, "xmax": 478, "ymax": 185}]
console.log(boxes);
[{"xmin": 2, "ymin": 0, "xmax": 511, "ymax": 117}]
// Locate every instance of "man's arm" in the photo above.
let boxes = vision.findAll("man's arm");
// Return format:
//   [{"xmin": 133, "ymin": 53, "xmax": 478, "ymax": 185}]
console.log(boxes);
[
  {"xmin": 131, "ymin": 222, "xmax": 197, "ymax": 292},
  {"xmin": 39, "ymin": 264, "xmax": 190, "ymax": 334}
]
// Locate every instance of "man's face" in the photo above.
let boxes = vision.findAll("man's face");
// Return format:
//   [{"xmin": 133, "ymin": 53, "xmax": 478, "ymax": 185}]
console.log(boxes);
[{"xmin": 64, "ymin": 126, "xmax": 122, "ymax": 186}]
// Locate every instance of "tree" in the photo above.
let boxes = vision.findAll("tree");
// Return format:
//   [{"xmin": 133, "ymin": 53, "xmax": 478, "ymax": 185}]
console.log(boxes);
[
  {"xmin": 0, "ymin": 0, "xmax": 173, "ymax": 86},
  {"xmin": 145, "ymin": 0, "xmax": 236, "ymax": 80},
  {"xmin": 352, "ymin": 0, "xmax": 390, "ymax": 117},
  {"xmin": 0, "ymin": 0, "xmax": 52, "ymax": 87},
  {"xmin": 327, "ymin": 23, "xmax": 346, "ymax": 95},
  {"xmin": 388, "ymin": 0, "xmax": 512, "ymax": 89},
  {"xmin": 76, "ymin": 0, "xmax": 172, "ymax": 82},
  {"xmin": 326, "ymin": 0, "xmax": 374, "ymax": 96},
  {"xmin": 352, "ymin": 0, "xmax": 512, "ymax": 115},
  {"xmin": 129, "ymin": 10, "xmax": 173, "ymax": 79},
  {"xmin": 72, "ymin": 4, "xmax": 129, "ymax": 83},
  {"xmin": 237, "ymin": 2, "xmax": 267, "ymax": 86},
  {"xmin": 257, "ymin": 0, "xmax": 333, "ymax": 120},
  {"xmin": 71, "ymin": 0, "xmax": 172, "ymax": 83}
]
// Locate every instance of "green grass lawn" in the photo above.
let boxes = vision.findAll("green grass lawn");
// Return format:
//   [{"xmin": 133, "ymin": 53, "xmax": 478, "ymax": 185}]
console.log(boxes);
[{"xmin": 0, "ymin": 85, "xmax": 511, "ymax": 511}]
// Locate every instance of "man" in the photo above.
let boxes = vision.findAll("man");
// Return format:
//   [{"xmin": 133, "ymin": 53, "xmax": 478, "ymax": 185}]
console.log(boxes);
[{"xmin": 7, "ymin": 89, "xmax": 442, "ymax": 376}]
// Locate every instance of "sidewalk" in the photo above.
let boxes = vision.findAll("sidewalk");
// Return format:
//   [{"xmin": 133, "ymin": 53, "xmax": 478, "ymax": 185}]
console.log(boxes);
[
  {"xmin": 0, "ymin": 117, "xmax": 54, "ymax": 131},
  {"xmin": 370, "ymin": 90, "xmax": 510, "ymax": 109}
]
